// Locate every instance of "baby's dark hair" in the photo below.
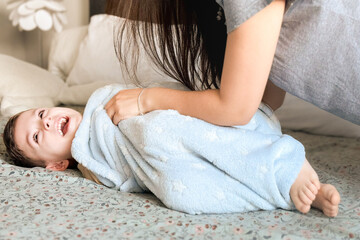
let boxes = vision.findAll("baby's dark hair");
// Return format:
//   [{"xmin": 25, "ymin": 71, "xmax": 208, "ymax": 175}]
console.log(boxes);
[{"xmin": 3, "ymin": 112, "xmax": 46, "ymax": 168}]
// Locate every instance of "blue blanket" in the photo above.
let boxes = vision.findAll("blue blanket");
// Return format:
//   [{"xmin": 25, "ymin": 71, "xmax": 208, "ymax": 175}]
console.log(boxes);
[{"xmin": 72, "ymin": 84, "xmax": 305, "ymax": 214}]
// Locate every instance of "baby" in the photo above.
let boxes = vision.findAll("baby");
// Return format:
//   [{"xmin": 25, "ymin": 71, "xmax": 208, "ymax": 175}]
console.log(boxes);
[
  {"xmin": 4, "ymin": 81, "xmax": 340, "ymax": 217},
  {"xmin": 3, "ymin": 87, "xmax": 340, "ymax": 216}
]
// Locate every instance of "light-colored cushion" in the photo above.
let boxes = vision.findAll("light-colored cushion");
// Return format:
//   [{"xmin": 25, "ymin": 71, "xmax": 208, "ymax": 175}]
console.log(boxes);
[
  {"xmin": 48, "ymin": 26, "xmax": 88, "ymax": 81},
  {"xmin": 66, "ymin": 14, "xmax": 176, "ymax": 88},
  {"xmin": 0, "ymin": 54, "xmax": 65, "ymax": 117},
  {"xmin": 276, "ymin": 94, "xmax": 360, "ymax": 138}
]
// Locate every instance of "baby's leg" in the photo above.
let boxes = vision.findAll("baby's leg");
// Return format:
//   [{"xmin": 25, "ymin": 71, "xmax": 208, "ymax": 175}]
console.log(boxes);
[
  {"xmin": 290, "ymin": 159, "xmax": 321, "ymax": 214},
  {"xmin": 311, "ymin": 184, "xmax": 340, "ymax": 217}
]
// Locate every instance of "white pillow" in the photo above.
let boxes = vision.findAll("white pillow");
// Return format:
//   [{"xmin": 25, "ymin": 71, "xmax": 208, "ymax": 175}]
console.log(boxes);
[
  {"xmin": 48, "ymin": 26, "xmax": 88, "ymax": 81},
  {"xmin": 276, "ymin": 94, "xmax": 360, "ymax": 138},
  {"xmin": 66, "ymin": 14, "xmax": 177, "ymax": 88},
  {"xmin": 0, "ymin": 54, "xmax": 65, "ymax": 117}
]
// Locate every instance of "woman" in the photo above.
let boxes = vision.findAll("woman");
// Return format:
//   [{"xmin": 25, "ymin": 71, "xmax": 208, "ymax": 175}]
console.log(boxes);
[{"xmin": 104, "ymin": 0, "xmax": 360, "ymax": 126}]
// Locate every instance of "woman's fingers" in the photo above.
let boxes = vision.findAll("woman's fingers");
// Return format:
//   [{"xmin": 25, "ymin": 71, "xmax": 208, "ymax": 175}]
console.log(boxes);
[
  {"xmin": 105, "ymin": 105, "xmax": 119, "ymax": 125},
  {"xmin": 104, "ymin": 88, "xmax": 143, "ymax": 124},
  {"xmin": 104, "ymin": 97, "xmax": 113, "ymax": 110},
  {"xmin": 105, "ymin": 95, "xmax": 126, "ymax": 125}
]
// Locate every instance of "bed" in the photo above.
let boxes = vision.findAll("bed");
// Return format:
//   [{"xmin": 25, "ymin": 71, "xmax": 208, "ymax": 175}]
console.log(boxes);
[{"xmin": 0, "ymin": 1, "xmax": 360, "ymax": 239}]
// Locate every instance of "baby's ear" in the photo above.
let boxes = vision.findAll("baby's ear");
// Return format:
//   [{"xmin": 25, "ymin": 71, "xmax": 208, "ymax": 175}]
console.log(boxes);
[{"xmin": 46, "ymin": 160, "xmax": 69, "ymax": 171}]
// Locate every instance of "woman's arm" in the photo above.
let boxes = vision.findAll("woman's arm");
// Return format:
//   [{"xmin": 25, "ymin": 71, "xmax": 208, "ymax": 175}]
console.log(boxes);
[{"xmin": 106, "ymin": 0, "xmax": 285, "ymax": 126}]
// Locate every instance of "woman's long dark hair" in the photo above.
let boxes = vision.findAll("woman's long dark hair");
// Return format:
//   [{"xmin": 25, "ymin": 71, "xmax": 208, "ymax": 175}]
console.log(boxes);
[{"xmin": 105, "ymin": 0, "xmax": 227, "ymax": 90}]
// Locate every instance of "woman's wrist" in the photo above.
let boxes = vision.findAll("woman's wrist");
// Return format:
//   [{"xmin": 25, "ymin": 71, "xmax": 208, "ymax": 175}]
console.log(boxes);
[
  {"xmin": 139, "ymin": 87, "xmax": 193, "ymax": 117},
  {"xmin": 137, "ymin": 88, "xmax": 146, "ymax": 115},
  {"xmin": 140, "ymin": 87, "xmax": 154, "ymax": 114},
  {"xmin": 140, "ymin": 87, "xmax": 177, "ymax": 114}
]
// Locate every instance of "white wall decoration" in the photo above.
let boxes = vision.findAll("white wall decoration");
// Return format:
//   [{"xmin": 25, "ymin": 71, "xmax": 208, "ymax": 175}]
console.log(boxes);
[{"xmin": 6, "ymin": 0, "xmax": 67, "ymax": 32}]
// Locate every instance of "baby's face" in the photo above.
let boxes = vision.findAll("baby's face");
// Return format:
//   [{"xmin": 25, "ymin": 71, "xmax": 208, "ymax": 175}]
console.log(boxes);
[{"xmin": 14, "ymin": 107, "xmax": 82, "ymax": 164}]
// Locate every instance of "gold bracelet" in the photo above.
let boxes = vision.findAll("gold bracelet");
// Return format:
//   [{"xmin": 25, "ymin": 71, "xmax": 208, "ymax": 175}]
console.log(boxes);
[{"xmin": 137, "ymin": 88, "xmax": 145, "ymax": 116}]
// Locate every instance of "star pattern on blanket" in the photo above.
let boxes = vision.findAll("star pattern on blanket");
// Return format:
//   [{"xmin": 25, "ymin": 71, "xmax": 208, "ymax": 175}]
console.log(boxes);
[
  {"xmin": 191, "ymin": 163, "xmax": 206, "ymax": 170},
  {"xmin": 238, "ymin": 145, "xmax": 249, "ymax": 155},
  {"xmin": 250, "ymin": 118, "xmax": 257, "ymax": 125},
  {"xmin": 205, "ymin": 129, "xmax": 219, "ymax": 142},
  {"xmin": 215, "ymin": 190, "xmax": 226, "ymax": 200},
  {"xmin": 255, "ymin": 165, "xmax": 270, "ymax": 180},
  {"xmin": 154, "ymin": 126, "xmax": 163, "ymax": 134},
  {"xmin": 177, "ymin": 142, "xmax": 192, "ymax": 154},
  {"xmin": 172, "ymin": 180, "xmax": 187, "ymax": 193},
  {"xmin": 260, "ymin": 165, "xmax": 269, "ymax": 174},
  {"xmin": 159, "ymin": 155, "xmax": 168, "ymax": 162},
  {"xmin": 184, "ymin": 116, "xmax": 194, "ymax": 122},
  {"xmin": 120, "ymin": 145, "xmax": 130, "ymax": 156}
]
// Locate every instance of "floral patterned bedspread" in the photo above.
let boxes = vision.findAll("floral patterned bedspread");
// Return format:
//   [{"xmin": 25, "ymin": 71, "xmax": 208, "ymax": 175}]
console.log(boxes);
[{"xmin": 0, "ymin": 111, "xmax": 359, "ymax": 240}]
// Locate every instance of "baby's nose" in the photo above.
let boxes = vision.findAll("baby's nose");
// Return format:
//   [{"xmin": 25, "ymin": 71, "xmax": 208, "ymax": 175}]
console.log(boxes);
[{"xmin": 43, "ymin": 117, "xmax": 52, "ymax": 129}]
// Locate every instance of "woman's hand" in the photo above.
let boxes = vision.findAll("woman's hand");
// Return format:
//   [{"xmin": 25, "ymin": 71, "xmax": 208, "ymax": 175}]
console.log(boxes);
[{"xmin": 105, "ymin": 88, "xmax": 145, "ymax": 125}]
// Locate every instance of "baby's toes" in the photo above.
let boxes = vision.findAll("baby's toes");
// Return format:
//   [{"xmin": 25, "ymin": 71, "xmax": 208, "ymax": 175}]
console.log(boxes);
[
  {"xmin": 322, "ymin": 184, "xmax": 341, "ymax": 205},
  {"xmin": 310, "ymin": 176, "xmax": 321, "ymax": 190},
  {"xmin": 306, "ymin": 181, "xmax": 319, "ymax": 195},
  {"xmin": 329, "ymin": 191, "xmax": 341, "ymax": 205},
  {"xmin": 299, "ymin": 189, "xmax": 313, "ymax": 205},
  {"xmin": 323, "ymin": 203, "xmax": 338, "ymax": 217},
  {"xmin": 303, "ymin": 184, "xmax": 317, "ymax": 201},
  {"xmin": 291, "ymin": 193, "xmax": 310, "ymax": 214},
  {"xmin": 298, "ymin": 203, "xmax": 311, "ymax": 214}
]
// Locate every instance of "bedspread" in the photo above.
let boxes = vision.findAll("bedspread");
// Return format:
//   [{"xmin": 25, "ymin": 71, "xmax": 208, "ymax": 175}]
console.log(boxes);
[{"xmin": 0, "ymin": 106, "xmax": 359, "ymax": 239}]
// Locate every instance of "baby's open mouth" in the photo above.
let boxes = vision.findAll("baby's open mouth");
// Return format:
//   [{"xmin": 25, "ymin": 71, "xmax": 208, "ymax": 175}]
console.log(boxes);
[{"xmin": 57, "ymin": 117, "xmax": 69, "ymax": 136}]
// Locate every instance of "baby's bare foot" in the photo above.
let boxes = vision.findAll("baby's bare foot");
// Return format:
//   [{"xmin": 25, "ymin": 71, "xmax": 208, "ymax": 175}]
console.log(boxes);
[
  {"xmin": 311, "ymin": 184, "xmax": 340, "ymax": 217},
  {"xmin": 290, "ymin": 159, "xmax": 321, "ymax": 214}
]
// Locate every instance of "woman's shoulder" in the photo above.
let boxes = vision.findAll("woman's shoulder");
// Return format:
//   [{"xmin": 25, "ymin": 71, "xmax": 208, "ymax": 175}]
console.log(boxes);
[{"xmin": 216, "ymin": 0, "xmax": 275, "ymax": 33}]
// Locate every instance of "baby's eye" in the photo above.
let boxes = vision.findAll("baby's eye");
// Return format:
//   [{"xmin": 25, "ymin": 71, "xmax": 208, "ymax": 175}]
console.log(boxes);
[
  {"xmin": 38, "ymin": 110, "xmax": 44, "ymax": 119},
  {"xmin": 33, "ymin": 132, "xmax": 39, "ymax": 143}
]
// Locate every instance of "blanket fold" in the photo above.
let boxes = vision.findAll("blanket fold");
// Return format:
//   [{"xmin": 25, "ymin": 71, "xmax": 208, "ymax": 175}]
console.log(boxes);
[{"xmin": 72, "ymin": 84, "xmax": 305, "ymax": 214}]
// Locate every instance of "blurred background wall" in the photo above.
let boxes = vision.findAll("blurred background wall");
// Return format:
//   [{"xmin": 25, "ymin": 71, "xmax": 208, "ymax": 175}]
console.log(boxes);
[{"xmin": 0, "ymin": 0, "xmax": 90, "ymax": 68}]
